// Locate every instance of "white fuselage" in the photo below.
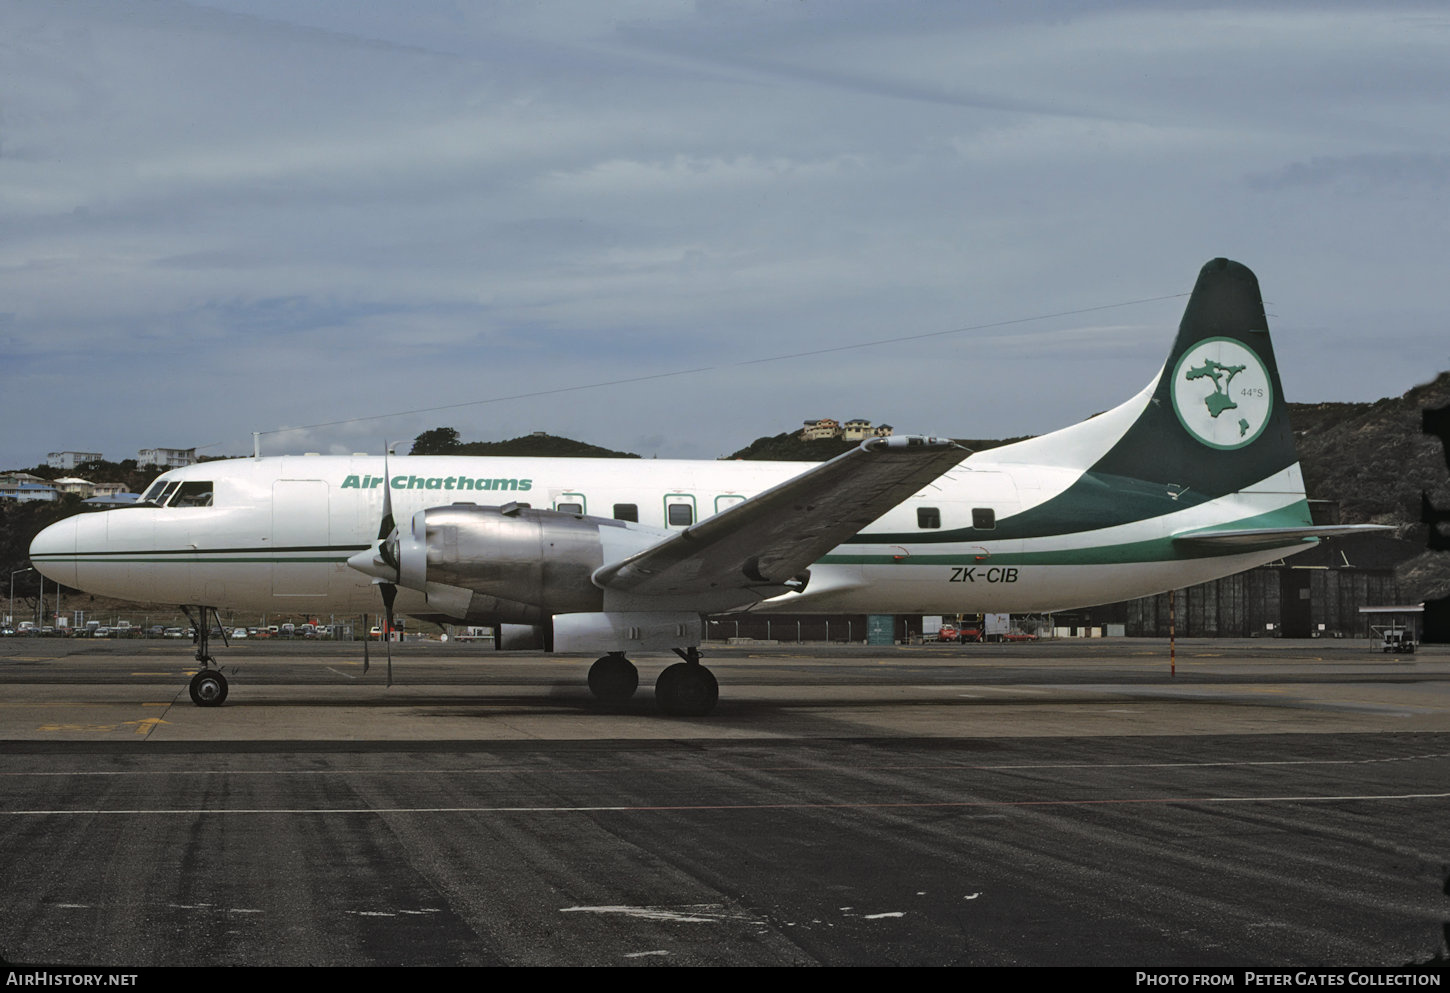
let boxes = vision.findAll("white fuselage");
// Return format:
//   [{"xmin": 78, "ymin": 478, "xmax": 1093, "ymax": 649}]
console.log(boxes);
[{"xmin": 31, "ymin": 444, "xmax": 1311, "ymax": 620}]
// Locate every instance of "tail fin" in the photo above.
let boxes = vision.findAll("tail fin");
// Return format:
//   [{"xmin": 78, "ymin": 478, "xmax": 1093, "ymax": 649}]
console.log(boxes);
[
  {"xmin": 1091, "ymin": 257, "xmax": 1297, "ymax": 496},
  {"xmin": 981, "ymin": 258, "xmax": 1310, "ymax": 539}
]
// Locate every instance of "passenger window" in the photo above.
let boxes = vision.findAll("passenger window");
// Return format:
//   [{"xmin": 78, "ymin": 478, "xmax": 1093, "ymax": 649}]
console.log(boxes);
[
  {"xmin": 917, "ymin": 507, "xmax": 941, "ymax": 529},
  {"xmin": 169, "ymin": 481, "xmax": 214, "ymax": 508},
  {"xmin": 972, "ymin": 508, "xmax": 996, "ymax": 530},
  {"xmin": 613, "ymin": 503, "xmax": 639, "ymax": 522},
  {"xmin": 556, "ymin": 502, "xmax": 583, "ymax": 515},
  {"xmin": 667, "ymin": 503, "xmax": 694, "ymax": 527}
]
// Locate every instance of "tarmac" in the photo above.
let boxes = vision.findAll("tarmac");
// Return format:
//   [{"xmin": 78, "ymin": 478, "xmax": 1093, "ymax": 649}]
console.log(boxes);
[{"xmin": 2, "ymin": 636, "xmax": 1447, "ymax": 967}]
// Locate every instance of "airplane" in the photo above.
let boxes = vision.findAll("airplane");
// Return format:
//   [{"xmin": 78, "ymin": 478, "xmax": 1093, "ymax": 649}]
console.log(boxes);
[{"xmin": 29, "ymin": 258, "xmax": 1381, "ymax": 715}]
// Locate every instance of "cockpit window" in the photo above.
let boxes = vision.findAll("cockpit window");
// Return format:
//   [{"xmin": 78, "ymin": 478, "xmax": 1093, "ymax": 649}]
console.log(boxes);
[
  {"xmin": 147, "ymin": 480, "xmax": 182, "ymax": 506},
  {"xmin": 168, "ymin": 481, "xmax": 213, "ymax": 508},
  {"xmin": 140, "ymin": 480, "xmax": 169, "ymax": 504}
]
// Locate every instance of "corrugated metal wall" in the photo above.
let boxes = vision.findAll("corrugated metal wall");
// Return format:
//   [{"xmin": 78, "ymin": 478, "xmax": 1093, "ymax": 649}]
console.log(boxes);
[{"xmin": 1124, "ymin": 566, "xmax": 1398, "ymax": 637}]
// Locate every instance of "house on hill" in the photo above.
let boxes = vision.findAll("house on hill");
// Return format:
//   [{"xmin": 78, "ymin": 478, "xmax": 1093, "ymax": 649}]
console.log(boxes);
[
  {"xmin": 800, "ymin": 418, "xmax": 841, "ymax": 441},
  {"xmin": 802, "ymin": 418, "xmax": 892, "ymax": 442}
]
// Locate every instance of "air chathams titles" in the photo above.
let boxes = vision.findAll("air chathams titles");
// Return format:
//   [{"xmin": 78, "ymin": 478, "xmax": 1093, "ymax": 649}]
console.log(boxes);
[{"xmin": 340, "ymin": 475, "xmax": 533, "ymax": 492}]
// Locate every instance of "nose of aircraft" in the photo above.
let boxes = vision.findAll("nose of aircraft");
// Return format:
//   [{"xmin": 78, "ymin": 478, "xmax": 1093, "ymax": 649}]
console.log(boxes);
[{"xmin": 29, "ymin": 515, "xmax": 79, "ymax": 588}]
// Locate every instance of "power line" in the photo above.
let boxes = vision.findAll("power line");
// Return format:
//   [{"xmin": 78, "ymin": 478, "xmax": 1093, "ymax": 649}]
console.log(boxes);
[{"xmin": 243, "ymin": 290, "xmax": 1188, "ymax": 443}]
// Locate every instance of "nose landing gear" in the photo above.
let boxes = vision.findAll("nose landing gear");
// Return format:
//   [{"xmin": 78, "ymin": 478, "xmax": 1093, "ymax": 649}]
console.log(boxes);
[{"xmin": 182, "ymin": 605, "xmax": 230, "ymax": 707}]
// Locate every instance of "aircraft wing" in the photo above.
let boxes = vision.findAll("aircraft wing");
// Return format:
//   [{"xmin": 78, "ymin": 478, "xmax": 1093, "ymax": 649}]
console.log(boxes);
[
  {"xmin": 1172, "ymin": 523, "xmax": 1392, "ymax": 549},
  {"xmin": 593, "ymin": 436, "xmax": 968, "ymax": 597}
]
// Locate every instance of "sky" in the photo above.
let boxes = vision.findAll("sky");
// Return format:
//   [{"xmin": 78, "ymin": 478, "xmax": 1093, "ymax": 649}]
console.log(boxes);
[{"xmin": 2, "ymin": 0, "xmax": 1447, "ymax": 467}]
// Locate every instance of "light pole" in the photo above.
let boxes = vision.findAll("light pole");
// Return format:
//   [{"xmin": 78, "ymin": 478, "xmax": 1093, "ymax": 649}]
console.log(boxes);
[{"xmin": 10, "ymin": 567, "xmax": 34, "ymax": 630}]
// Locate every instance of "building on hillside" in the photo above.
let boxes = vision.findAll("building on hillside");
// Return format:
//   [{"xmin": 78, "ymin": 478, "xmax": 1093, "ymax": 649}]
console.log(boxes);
[
  {"xmin": 49, "ymin": 477, "xmax": 96, "ymax": 499},
  {"xmin": 90, "ymin": 482, "xmax": 130, "ymax": 497},
  {"xmin": 0, "ymin": 481, "xmax": 58, "ymax": 502},
  {"xmin": 47, "ymin": 451, "xmax": 102, "ymax": 470},
  {"xmin": 138, "ymin": 447, "xmax": 197, "ymax": 469},
  {"xmin": 800, "ymin": 419, "xmax": 841, "ymax": 441},
  {"xmin": 85, "ymin": 492, "xmax": 141, "ymax": 507},
  {"xmin": 803, "ymin": 418, "xmax": 893, "ymax": 442}
]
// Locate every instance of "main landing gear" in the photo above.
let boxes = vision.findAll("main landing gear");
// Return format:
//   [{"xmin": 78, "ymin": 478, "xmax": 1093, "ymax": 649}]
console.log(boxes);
[
  {"xmin": 182, "ymin": 605, "xmax": 229, "ymax": 707},
  {"xmin": 588, "ymin": 652, "xmax": 639, "ymax": 703},
  {"xmin": 585, "ymin": 648, "xmax": 719, "ymax": 716},
  {"xmin": 657, "ymin": 648, "xmax": 718, "ymax": 717}
]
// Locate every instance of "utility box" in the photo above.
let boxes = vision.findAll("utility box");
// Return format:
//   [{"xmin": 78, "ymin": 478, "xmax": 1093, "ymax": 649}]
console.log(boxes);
[{"xmin": 867, "ymin": 614, "xmax": 895, "ymax": 646}]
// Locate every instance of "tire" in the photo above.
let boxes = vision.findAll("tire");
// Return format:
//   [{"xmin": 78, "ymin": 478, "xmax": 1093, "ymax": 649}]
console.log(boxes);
[
  {"xmin": 588, "ymin": 655, "xmax": 639, "ymax": 703},
  {"xmin": 655, "ymin": 662, "xmax": 718, "ymax": 717},
  {"xmin": 189, "ymin": 669, "xmax": 228, "ymax": 707}
]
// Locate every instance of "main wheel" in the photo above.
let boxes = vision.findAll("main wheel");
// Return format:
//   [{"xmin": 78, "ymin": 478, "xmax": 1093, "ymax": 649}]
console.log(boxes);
[
  {"xmin": 189, "ymin": 669, "xmax": 228, "ymax": 707},
  {"xmin": 655, "ymin": 662, "xmax": 718, "ymax": 717},
  {"xmin": 588, "ymin": 654, "xmax": 639, "ymax": 703}
]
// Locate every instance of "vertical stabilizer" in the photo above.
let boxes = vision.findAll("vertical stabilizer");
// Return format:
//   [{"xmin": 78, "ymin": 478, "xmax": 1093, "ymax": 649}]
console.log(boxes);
[{"xmin": 1089, "ymin": 257, "xmax": 1297, "ymax": 497}]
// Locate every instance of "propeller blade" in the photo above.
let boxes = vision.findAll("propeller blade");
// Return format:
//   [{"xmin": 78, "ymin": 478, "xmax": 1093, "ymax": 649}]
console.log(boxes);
[
  {"xmin": 378, "ymin": 444, "xmax": 398, "ymax": 574},
  {"xmin": 381, "ymin": 581, "xmax": 396, "ymax": 689}
]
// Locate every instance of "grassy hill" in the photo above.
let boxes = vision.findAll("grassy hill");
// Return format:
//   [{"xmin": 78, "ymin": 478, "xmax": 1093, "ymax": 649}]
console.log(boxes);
[
  {"xmin": 724, "ymin": 433, "xmax": 1033, "ymax": 462},
  {"xmin": 410, "ymin": 428, "xmax": 638, "ymax": 459},
  {"xmin": 1285, "ymin": 372, "xmax": 1450, "ymax": 601}
]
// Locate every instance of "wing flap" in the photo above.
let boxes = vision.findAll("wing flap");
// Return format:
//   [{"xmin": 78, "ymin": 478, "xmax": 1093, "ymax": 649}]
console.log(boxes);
[{"xmin": 594, "ymin": 436, "xmax": 968, "ymax": 597}]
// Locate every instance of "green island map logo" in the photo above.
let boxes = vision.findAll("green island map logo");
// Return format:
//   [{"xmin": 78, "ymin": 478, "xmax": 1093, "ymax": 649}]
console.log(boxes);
[{"xmin": 1170, "ymin": 337, "xmax": 1273, "ymax": 450}]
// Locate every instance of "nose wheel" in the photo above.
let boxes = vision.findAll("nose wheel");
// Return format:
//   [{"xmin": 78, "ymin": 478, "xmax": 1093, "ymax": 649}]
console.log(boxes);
[
  {"xmin": 189, "ymin": 668, "xmax": 229, "ymax": 707},
  {"xmin": 182, "ymin": 605, "xmax": 231, "ymax": 707}
]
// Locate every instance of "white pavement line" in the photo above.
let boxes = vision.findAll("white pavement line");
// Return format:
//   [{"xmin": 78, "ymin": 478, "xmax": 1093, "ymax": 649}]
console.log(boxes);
[{"xmin": 5, "ymin": 751, "xmax": 1448, "ymax": 776}]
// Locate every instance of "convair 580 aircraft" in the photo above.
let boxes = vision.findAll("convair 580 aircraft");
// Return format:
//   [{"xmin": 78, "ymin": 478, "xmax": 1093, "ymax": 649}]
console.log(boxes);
[{"xmin": 31, "ymin": 259, "xmax": 1373, "ymax": 714}]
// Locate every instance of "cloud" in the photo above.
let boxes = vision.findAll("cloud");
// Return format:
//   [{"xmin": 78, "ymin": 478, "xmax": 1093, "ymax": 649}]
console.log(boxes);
[{"xmin": 1, "ymin": 0, "xmax": 1446, "ymax": 469}]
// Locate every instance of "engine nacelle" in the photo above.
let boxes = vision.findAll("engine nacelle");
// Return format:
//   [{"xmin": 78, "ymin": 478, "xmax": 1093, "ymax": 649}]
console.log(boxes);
[
  {"xmin": 393, "ymin": 503, "xmax": 659, "ymax": 626},
  {"xmin": 494, "ymin": 622, "xmax": 549, "ymax": 651}
]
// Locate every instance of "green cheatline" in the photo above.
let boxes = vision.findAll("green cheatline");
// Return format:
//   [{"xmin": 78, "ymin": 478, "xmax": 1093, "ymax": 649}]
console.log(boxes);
[{"xmin": 822, "ymin": 501, "xmax": 1314, "ymax": 567}]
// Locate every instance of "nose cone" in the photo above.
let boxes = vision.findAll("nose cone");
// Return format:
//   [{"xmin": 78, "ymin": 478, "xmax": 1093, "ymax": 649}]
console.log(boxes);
[
  {"xmin": 346, "ymin": 543, "xmax": 392, "ymax": 582},
  {"xmin": 30, "ymin": 515, "xmax": 79, "ymax": 588}
]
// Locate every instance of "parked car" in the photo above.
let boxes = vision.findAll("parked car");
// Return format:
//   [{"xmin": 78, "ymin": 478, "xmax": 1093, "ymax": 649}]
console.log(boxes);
[{"xmin": 938, "ymin": 623, "xmax": 981, "ymax": 643}]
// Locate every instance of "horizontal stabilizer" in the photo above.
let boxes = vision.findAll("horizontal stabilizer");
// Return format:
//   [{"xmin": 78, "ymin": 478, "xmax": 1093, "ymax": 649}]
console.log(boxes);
[{"xmin": 1173, "ymin": 523, "xmax": 1393, "ymax": 548}]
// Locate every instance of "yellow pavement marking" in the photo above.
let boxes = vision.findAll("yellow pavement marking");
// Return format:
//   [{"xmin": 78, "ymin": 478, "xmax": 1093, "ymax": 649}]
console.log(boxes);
[{"xmin": 37, "ymin": 718, "xmax": 167, "ymax": 735}]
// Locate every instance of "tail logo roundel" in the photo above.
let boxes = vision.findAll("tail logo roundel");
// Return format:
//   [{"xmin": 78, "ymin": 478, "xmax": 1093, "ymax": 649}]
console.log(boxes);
[{"xmin": 1170, "ymin": 336, "xmax": 1274, "ymax": 450}]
